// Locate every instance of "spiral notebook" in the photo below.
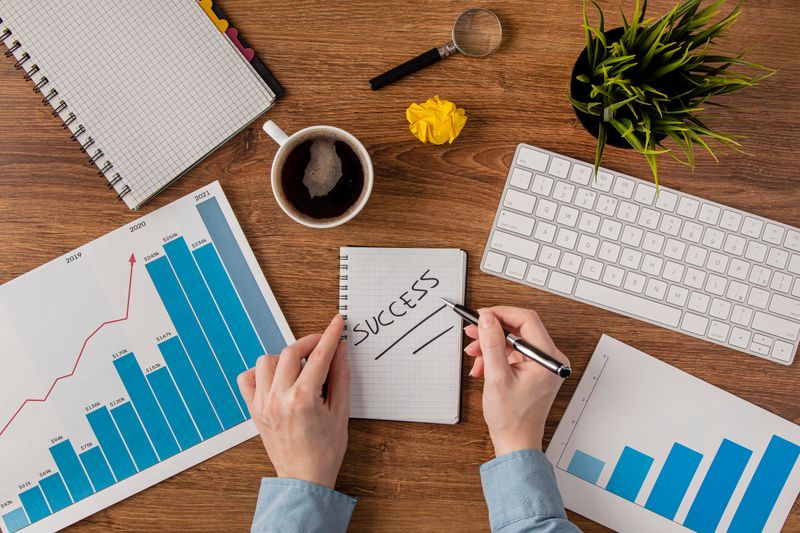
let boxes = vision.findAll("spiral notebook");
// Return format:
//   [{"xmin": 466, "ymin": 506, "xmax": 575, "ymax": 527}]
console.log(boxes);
[
  {"xmin": 0, "ymin": 1, "xmax": 280, "ymax": 209},
  {"xmin": 340, "ymin": 247, "xmax": 467, "ymax": 424}
]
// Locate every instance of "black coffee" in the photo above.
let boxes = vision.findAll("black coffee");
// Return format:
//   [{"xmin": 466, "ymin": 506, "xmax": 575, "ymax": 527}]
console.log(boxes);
[{"xmin": 280, "ymin": 135, "xmax": 365, "ymax": 220}]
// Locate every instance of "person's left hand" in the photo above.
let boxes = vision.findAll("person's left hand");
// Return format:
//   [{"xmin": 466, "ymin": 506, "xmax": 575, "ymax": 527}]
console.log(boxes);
[{"xmin": 237, "ymin": 315, "xmax": 350, "ymax": 489}]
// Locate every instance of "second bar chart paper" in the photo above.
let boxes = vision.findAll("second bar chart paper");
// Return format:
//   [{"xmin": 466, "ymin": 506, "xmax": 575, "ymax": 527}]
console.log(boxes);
[{"xmin": 547, "ymin": 335, "xmax": 800, "ymax": 533}]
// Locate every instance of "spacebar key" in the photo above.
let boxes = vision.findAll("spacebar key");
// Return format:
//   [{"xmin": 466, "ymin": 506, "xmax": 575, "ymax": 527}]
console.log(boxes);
[{"xmin": 575, "ymin": 280, "xmax": 682, "ymax": 327}]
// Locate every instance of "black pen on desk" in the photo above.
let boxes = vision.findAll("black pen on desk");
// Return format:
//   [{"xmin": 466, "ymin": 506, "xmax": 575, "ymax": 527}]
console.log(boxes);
[{"xmin": 441, "ymin": 298, "xmax": 571, "ymax": 378}]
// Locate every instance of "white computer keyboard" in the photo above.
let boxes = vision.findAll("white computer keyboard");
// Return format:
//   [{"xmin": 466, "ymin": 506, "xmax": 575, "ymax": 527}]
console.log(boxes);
[{"xmin": 481, "ymin": 143, "xmax": 800, "ymax": 365}]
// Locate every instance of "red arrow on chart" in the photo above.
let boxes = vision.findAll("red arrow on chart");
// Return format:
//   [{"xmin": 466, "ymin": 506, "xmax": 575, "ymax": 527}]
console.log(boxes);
[{"xmin": 0, "ymin": 254, "xmax": 136, "ymax": 437}]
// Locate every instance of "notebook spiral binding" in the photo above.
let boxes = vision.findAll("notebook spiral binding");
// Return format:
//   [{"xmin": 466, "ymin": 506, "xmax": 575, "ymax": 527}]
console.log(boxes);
[
  {"xmin": 339, "ymin": 254, "xmax": 349, "ymax": 340},
  {"xmin": 0, "ymin": 21, "xmax": 130, "ymax": 202}
]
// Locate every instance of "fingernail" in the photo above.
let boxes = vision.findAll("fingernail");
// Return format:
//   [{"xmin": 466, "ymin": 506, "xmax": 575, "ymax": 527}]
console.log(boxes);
[
  {"xmin": 478, "ymin": 310, "xmax": 497, "ymax": 328},
  {"xmin": 468, "ymin": 367, "xmax": 476, "ymax": 377}
]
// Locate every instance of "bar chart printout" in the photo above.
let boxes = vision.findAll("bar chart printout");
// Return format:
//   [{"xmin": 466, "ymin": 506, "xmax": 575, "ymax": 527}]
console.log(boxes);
[
  {"xmin": 0, "ymin": 182, "xmax": 293, "ymax": 533},
  {"xmin": 546, "ymin": 335, "xmax": 800, "ymax": 533}
]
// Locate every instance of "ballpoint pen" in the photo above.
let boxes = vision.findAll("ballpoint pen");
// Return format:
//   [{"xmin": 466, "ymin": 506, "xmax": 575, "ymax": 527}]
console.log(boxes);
[{"xmin": 441, "ymin": 297, "xmax": 572, "ymax": 378}]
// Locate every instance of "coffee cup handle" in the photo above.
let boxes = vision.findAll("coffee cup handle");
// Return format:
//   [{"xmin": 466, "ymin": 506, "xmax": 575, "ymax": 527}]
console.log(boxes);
[{"xmin": 263, "ymin": 120, "xmax": 289, "ymax": 146}]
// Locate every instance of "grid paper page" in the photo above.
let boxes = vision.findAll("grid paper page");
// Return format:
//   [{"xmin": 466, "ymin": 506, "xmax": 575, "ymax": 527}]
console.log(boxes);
[
  {"xmin": 0, "ymin": 1, "xmax": 274, "ymax": 208},
  {"xmin": 341, "ymin": 248, "xmax": 466, "ymax": 423}
]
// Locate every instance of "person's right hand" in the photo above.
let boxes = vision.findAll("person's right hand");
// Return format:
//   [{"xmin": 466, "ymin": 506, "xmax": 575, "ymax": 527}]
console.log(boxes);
[{"xmin": 464, "ymin": 307, "xmax": 570, "ymax": 457}]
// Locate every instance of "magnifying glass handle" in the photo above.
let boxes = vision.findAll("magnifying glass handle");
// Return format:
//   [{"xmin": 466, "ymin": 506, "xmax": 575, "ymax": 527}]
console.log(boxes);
[{"xmin": 370, "ymin": 47, "xmax": 444, "ymax": 90}]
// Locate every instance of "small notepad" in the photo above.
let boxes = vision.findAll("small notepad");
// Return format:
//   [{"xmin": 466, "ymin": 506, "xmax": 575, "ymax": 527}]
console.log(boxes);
[{"xmin": 339, "ymin": 247, "xmax": 467, "ymax": 424}]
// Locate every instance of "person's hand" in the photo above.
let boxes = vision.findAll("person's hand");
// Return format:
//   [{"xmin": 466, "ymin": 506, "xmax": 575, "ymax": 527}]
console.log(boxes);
[
  {"xmin": 464, "ymin": 307, "xmax": 569, "ymax": 457},
  {"xmin": 237, "ymin": 315, "xmax": 350, "ymax": 489}
]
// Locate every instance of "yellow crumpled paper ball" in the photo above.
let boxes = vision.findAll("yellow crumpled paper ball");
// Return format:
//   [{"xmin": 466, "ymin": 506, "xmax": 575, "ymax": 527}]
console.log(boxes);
[{"xmin": 406, "ymin": 96, "xmax": 467, "ymax": 144}]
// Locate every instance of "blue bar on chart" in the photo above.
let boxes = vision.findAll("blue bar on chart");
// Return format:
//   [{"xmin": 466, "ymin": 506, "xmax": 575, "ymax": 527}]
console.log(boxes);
[
  {"xmin": 85, "ymin": 407, "xmax": 137, "ymax": 482},
  {"xmin": 147, "ymin": 366, "xmax": 202, "ymax": 450},
  {"xmin": 39, "ymin": 474, "xmax": 72, "ymax": 513},
  {"xmin": 146, "ymin": 256, "xmax": 244, "ymax": 429},
  {"xmin": 194, "ymin": 242, "xmax": 265, "ymax": 367},
  {"xmin": 197, "ymin": 197, "xmax": 287, "ymax": 355},
  {"xmin": 683, "ymin": 439, "xmax": 751, "ymax": 533},
  {"xmin": 79, "ymin": 447, "xmax": 115, "ymax": 492},
  {"xmin": 110, "ymin": 402, "xmax": 158, "ymax": 471},
  {"xmin": 18, "ymin": 486, "xmax": 49, "ymax": 523},
  {"xmin": 644, "ymin": 442, "xmax": 703, "ymax": 520},
  {"xmin": 157, "ymin": 336, "xmax": 222, "ymax": 440},
  {"xmin": 727, "ymin": 435, "xmax": 800, "ymax": 533},
  {"xmin": 567, "ymin": 450, "xmax": 605, "ymax": 484},
  {"xmin": 113, "ymin": 352, "xmax": 179, "ymax": 460},
  {"xmin": 163, "ymin": 237, "xmax": 248, "ymax": 411},
  {"xmin": 49, "ymin": 440, "xmax": 94, "ymax": 502},
  {"xmin": 2, "ymin": 507, "xmax": 29, "ymax": 533},
  {"xmin": 606, "ymin": 446, "xmax": 654, "ymax": 501}
]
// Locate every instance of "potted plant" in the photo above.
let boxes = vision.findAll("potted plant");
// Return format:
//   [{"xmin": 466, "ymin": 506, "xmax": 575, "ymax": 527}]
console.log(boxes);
[{"xmin": 569, "ymin": 0, "xmax": 774, "ymax": 187}]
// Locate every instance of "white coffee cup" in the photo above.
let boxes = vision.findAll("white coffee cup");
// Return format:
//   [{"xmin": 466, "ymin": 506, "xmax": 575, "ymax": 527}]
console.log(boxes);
[{"xmin": 263, "ymin": 120, "xmax": 374, "ymax": 229}]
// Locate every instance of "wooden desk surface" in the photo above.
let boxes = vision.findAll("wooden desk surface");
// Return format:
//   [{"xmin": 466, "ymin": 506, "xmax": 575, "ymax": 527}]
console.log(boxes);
[{"xmin": 1, "ymin": 1, "xmax": 798, "ymax": 531}]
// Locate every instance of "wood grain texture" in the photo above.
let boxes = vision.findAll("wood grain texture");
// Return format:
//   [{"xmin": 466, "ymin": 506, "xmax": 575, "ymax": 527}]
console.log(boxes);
[{"xmin": 1, "ymin": 0, "xmax": 798, "ymax": 531}]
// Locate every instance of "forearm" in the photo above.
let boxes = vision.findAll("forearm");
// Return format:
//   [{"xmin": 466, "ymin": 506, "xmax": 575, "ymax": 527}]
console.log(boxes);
[
  {"xmin": 481, "ymin": 449, "xmax": 581, "ymax": 533},
  {"xmin": 251, "ymin": 477, "xmax": 356, "ymax": 533}
]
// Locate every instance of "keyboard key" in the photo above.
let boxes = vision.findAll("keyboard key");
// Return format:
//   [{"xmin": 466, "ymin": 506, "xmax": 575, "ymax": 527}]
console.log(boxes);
[
  {"xmin": 727, "ymin": 281, "xmax": 749, "ymax": 303},
  {"xmin": 620, "ymin": 248, "xmax": 642, "ymax": 269},
  {"xmin": 634, "ymin": 183, "xmax": 656, "ymax": 205},
  {"xmin": 688, "ymin": 292, "xmax": 710, "ymax": 313},
  {"xmin": 708, "ymin": 321, "xmax": 730, "ymax": 342},
  {"xmin": 578, "ymin": 212, "xmax": 601, "ymax": 234},
  {"xmin": 720, "ymin": 210, "xmax": 742, "ymax": 231},
  {"xmin": 506, "ymin": 257, "xmax": 527, "ymax": 279},
  {"xmin": 642, "ymin": 232, "xmax": 665, "ymax": 254},
  {"xmin": 509, "ymin": 167, "xmax": 532, "ymax": 189},
  {"xmin": 769, "ymin": 294, "xmax": 800, "ymax": 321},
  {"xmin": 553, "ymin": 181, "xmax": 575, "ymax": 203},
  {"xmin": 548, "ymin": 272, "xmax": 576, "ymax": 294},
  {"xmin": 771, "ymin": 272, "xmax": 792, "ymax": 293},
  {"xmin": 623, "ymin": 272, "xmax": 646, "ymax": 293},
  {"xmin": 503, "ymin": 189, "xmax": 536, "ymax": 214},
  {"xmin": 727, "ymin": 258, "xmax": 749, "ymax": 280},
  {"xmin": 723, "ymin": 234, "xmax": 746, "ymax": 256},
  {"xmin": 548, "ymin": 157, "xmax": 570, "ymax": 178},
  {"xmin": 598, "ymin": 242, "xmax": 621, "ymax": 263},
  {"xmin": 747, "ymin": 287, "xmax": 769, "ymax": 309},
  {"xmin": 535, "ymin": 199, "xmax": 558, "ymax": 221},
  {"xmin": 749, "ymin": 265, "xmax": 771, "ymax": 287},
  {"xmin": 750, "ymin": 342, "xmax": 770, "ymax": 356},
  {"xmin": 575, "ymin": 280, "xmax": 682, "ymax": 327},
  {"xmin": 772, "ymin": 340, "xmax": 794, "ymax": 362},
  {"xmin": 526, "ymin": 265, "xmax": 548, "ymax": 286},
  {"xmin": 484, "ymin": 251, "xmax": 505, "ymax": 273},
  {"xmin": 555, "ymin": 228, "xmax": 578, "ymax": 250},
  {"xmin": 766, "ymin": 248, "xmax": 788, "ymax": 269},
  {"xmin": 685, "ymin": 245, "xmax": 707, "ymax": 267},
  {"xmin": 498, "ymin": 210, "xmax": 534, "ymax": 236},
  {"xmin": 574, "ymin": 188, "xmax": 597, "ymax": 210},
  {"xmin": 681, "ymin": 313, "xmax": 709, "ymax": 335},
  {"xmin": 702, "ymin": 227, "xmax": 724, "ymax": 250},
  {"xmin": 638, "ymin": 208, "xmax": 660, "ymax": 230},
  {"xmin": 698, "ymin": 204, "xmax": 721, "ymax": 225},
  {"xmin": 785, "ymin": 230, "xmax": 800, "ymax": 252},
  {"xmin": 560, "ymin": 252, "xmax": 582, "ymax": 274},
  {"xmin": 557, "ymin": 205, "xmax": 579, "ymax": 227},
  {"xmin": 667, "ymin": 285, "xmax": 689, "ymax": 306},
  {"xmin": 538, "ymin": 246, "xmax": 560, "ymax": 267},
  {"xmin": 490, "ymin": 230, "xmax": 540, "ymax": 260},
  {"xmin": 705, "ymin": 274, "xmax": 727, "ymax": 296},
  {"xmin": 531, "ymin": 174, "xmax": 554, "ymax": 196},
  {"xmin": 663, "ymin": 262, "xmax": 685, "ymax": 283},
  {"xmin": 709, "ymin": 299, "xmax": 732, "ymax": 320},
  {"xmin": 613, "ymin": 177, "xmax": 635, "ymax": 199},
  {"xmin": 681, "ymin": 221, "xmax": 703, "ymax": 243},
  {"xmin": 741, "ymin": 216, "xmax": 763, "ymax": 238},
  {"xmin": 707, "ymin": 251, "xmax": 729, "ymax": 274},
  {"xmin": 621, "ymin": 226, "xmax": 643, "ymax": 247},
  {"xmin": 592, "ymin": 171, "xmax": 614, "ymax": 192},
  {"xmin": 517, "ymin": 146, "xmax": 549, "ymax": 171},
  {"xmin": 641, "ymin": 254, "xmax": 663, "ymax": 276},
  {"xmin": 664, "ymin": 239, "xmax": 686, "ymax": 260},
  {"xmin": 617, "ymin": 202, "xmax": 639, "ymax": 223},
  {"xmin": 596, "ymin": 195, "xmax": 619, "ymax": 216},
  {"xmin": 599, "ymin": 219, "xmax": 622, "ymax": 240},
  {"xmin": 731, "ymin": 305, "xmax": 753, "ymax": 326},
  {"xmin": 645, "ymin": 279, "xmax": 667, "ymax": 300},
  {"xmin": 794, "ymin": 279, "xmax": 800, "ymax": 298},
  {"xmin": 569, "ymin": 164, "xmax": 592, "ymax": 185},
  {"xmin": 763, "ymin": 223, "xmax": 785, "ymax": 245},
  {"xmin": 729, "ymin": 327, "xmax": 752, "ymax": 348},
  {"xmin": 753, "ymin": 334, "xmax": 773, "ymax": 347},
  {"xmin": 789, "ymin": 254, "xmax": 800, "ymax": 275},
  {"xmin": 684, "ymin": 268, "xmax": 706, "ymax": 289},
  {"xmin": 534, "ymin": 221, "xmax": 556, "ymax": 243},
  {"xmin": 602, "ymin": 265, "xmax": 625, "ymax": 287},
  {"xmin": 677, "ymin": 197, "xmax": 700, "ymax": 218},
  {"xmin": 752, "ymin": 311, "xmax": 800, "ymax": 342},
  {"xmin": 655, "ymin": 190, "xmax": 678, "ymax": 211},
  {"xmin": 581, "ymin": 258, "xmax": 603, "ymax": 280},
  {"xmin": 745, "ymin": 241, "xmax": 768, "ymax": 262},
  {"xmin": 576, "ymin": 235, "xmax": 600, "ymax": 256},
  {"xmin": 660, "ymin": 214, "xmax": 682, "ymax": 236}
]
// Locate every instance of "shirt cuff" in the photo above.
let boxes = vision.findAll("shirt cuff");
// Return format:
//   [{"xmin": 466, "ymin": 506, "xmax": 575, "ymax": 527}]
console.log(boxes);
[
  {"xmin": 252, "ymin": 477, "xmax": 356, "ymax": 533},
  {"xmin": 480, "ymin": 449, "xmax": 568, "ymax": 530}
]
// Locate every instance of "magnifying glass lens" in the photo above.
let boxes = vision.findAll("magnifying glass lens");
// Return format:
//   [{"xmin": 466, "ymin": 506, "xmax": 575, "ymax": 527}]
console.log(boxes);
[{"xmin": 453, "ymin": 9, "xmax": 502, "ymax": 57}]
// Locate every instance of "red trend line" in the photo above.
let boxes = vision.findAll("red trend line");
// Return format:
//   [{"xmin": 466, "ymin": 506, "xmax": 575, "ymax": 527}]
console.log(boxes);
[{"xmin": 0, "ymin": 254, "xmax": 136, "ymax": 437}]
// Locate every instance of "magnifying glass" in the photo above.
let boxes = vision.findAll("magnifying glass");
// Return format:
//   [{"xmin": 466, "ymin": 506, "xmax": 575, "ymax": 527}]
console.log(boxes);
[{"xmin": 369, "ymin": 8, "xmax": 503, "ymax": 91}]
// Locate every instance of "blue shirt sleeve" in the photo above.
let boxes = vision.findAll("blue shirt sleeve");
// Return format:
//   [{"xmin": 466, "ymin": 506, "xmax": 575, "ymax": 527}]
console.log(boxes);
[
  {"xmin": 251, "ymin": 477, "xmax": 356, "ymax": 533},
  {"xmin": 480, "ymin": 449, "xmax": 582, "ymax": 532}
]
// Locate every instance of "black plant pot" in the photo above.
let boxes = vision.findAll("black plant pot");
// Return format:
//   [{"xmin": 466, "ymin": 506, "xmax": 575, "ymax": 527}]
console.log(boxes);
[{"xmin": 570, "ymin": 27, "xmax": 665, "ymax": 148}]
